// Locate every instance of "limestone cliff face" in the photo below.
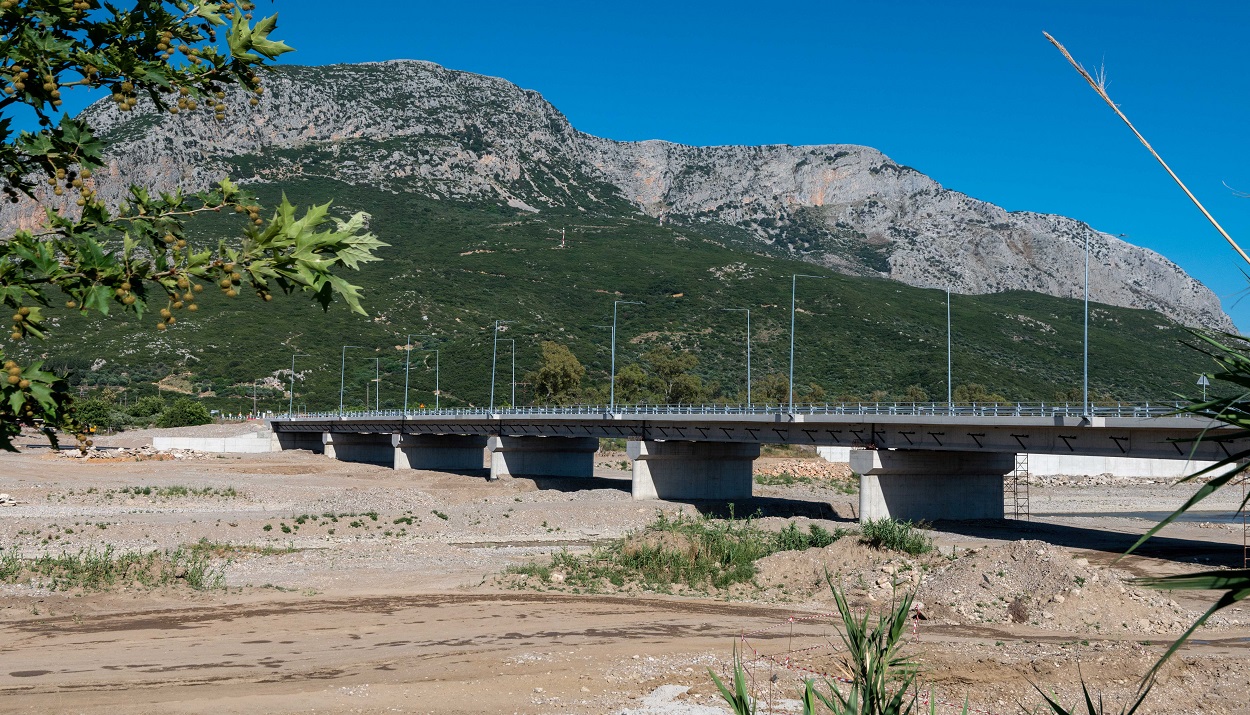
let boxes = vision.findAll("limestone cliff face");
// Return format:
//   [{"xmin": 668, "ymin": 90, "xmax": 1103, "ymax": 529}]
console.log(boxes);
[{"xmin": 21, "ymin": 60, "xmax": 1231, "ymax": 330}]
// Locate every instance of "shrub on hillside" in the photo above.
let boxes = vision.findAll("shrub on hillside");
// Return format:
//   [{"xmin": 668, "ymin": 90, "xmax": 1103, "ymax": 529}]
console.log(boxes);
[
  {"xmin": 129, "ymin": 396, "xmax": 166, "ymax": 419},
  {"xmin": 156, "ymin": 398, "xmax": 212, "ymax": 428}
]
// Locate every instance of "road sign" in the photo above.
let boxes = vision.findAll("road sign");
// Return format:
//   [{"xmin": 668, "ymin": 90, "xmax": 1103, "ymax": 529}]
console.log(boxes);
[{"xmin": 1197, "ymin": 375, "xmax": 1210, "ymax": 387}]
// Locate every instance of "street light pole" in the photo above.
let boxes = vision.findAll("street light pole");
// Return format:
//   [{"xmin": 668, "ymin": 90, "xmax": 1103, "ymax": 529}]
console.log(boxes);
[
  {"xmin": 372, "ymin": 357, "xmax": 380, "ymax": 412},
  {"xmin": 289, "ymin": 352, "xmax": 308, "ymax": 417},
  {"xmin": 339, "ymin": 345, "xmax": 361, "ymax": 416},
  {"xmin": 1083, "ymin": 232, "xmax": 1090, "ymax": 419},
  {"xmin": 946, "ymin": 289, "xmax": 952, "ymax": 408},
  {"xmin": 490, "ymin": 320, "xmax": 515, "ymax": 411},
  {"xmin": 724, "ymin": 308, "xmax": 751, "ymax": 407},
  {"xmin": 610, "ymin": 300, "xmax": 643, "ymax": 412},
  {"xmin": 405, "ymin": 335, "xmax": 439, "ymax": 413},
  {"xmin": 789, "ymin": 274, "xmax": 823, "ymax": 413},
  {"xmin": 425, "ymin": 349, "xmax": 440, "ymax": 409},
  {"xmin": 403, "ymin": 334, "xmax": 412, "ymax": 415},
  {"xmin": 500, "ymin": 339, "xmax": 516, "ymax": 406}
]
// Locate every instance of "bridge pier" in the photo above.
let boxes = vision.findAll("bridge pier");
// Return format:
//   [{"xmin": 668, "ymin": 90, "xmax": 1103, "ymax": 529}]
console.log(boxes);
[
  {"xmin": 322, "ymin": 431, "xmax": 395, "ymax": 467},
  {"xmin": 852, "ymin": 449, "xmax": 1014, "ymax": 522},
  {"xmin": 487, "ymin": 436, "xmax": 599, "ymax": 480},
  {"xmin": 393, "ymin": 434, "xmax": 487, "ymax": 471},
  {"xmin": 628, "ymin": 440, "xmax": 760, "ymax": 500}
]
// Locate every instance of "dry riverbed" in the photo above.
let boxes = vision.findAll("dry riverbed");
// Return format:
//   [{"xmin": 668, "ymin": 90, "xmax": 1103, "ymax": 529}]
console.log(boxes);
[{"xmin": 2, "ymin": 426, "xmax": 1249, "ymax": 714}]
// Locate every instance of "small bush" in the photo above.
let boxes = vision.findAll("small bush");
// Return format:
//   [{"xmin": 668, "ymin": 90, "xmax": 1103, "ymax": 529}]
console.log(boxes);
[
  {"xmin": 156, "ymin": 397, "xmax": 212, "ymax": 428},
  {"xmin": 859, "ymin": 518, "xmax": 933, "ymax": 555},
  {"xmin": 506, "ymin": 512, "xmax": 847, "ymax": 593},
  {"xmin": 128, "ymin": 395, "xmax": 166, "ymax": 419},
  {"xmin": 0, "ymin": 546, "xmax": 224, "ymax": 591}
]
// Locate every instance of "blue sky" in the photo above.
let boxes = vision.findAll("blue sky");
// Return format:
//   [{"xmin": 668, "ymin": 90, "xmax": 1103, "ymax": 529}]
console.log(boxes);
[{"xmin": 83, "ymin": 2, "xmax": 1250, "ymax": 326}]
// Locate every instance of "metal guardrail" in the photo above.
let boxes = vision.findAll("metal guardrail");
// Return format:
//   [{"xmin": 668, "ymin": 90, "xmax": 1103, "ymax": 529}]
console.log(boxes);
[{"xmin": 271, "ymin": 401, "xmax": 1189, "ymax": 421}]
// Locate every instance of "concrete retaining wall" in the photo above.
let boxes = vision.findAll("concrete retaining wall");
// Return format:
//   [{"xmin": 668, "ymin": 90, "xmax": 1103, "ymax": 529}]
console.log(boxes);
[
  {"xmin": 819, "ymin": 446, "xmax": 1231, "ymax": 479},
  {"xmin": 153, "ymin": 434, "xmax": 274, "ymax": 454}
]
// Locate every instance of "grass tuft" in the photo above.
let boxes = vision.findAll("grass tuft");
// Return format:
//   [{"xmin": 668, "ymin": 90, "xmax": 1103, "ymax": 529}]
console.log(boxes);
[
  {"xmin": 859, "ymin": 519, "xmax": 933, "ymax": 555},
  {"xmin": 507, "ymin": 511, "xmax": 849, "ymax": 592},
  {"xmin": 0, "ymin": 546, "xmax": 225, "ymax": 591}
]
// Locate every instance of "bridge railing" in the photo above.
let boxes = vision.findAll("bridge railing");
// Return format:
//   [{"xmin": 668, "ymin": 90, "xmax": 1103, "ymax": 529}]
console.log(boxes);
[{"xmin": 275, "ymin": 401, "xmax": 1187, "ymax": 421}]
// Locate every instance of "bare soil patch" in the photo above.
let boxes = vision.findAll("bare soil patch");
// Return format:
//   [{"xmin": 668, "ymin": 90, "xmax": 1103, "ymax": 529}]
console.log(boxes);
[{"xmin": 2, "ymin": 444, "xmax": 1249, "ymax": 714}]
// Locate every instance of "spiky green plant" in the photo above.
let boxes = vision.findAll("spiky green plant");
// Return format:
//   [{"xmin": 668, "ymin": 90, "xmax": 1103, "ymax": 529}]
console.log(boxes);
[
  {"xmin": 1033, "ymin": 671, "xmax": 1155, "ymax": 715},
  {"xmin": 708, "ymin": 646, "xmax": 756, "ymax": 715},
  {"xmin": 712, "ymin": 580, "xmax": 970, "ymax": 715}
]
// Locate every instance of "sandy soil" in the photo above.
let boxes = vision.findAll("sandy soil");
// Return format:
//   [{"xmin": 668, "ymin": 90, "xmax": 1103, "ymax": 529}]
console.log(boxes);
[{"xmin": 3, "ymin": 426, "xmax": 1250, "ymax": 714}]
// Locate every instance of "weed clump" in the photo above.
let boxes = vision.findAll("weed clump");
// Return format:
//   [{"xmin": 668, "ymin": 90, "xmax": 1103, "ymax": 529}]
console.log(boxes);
[
  {"xmin": 859, "ymin": 519, "xmax": 933, "ymax": 556},
  {"xmin": 506, "ymin": 511, "xmax": 849, "ymax": 592},
  {"xmin": 0, "ymin": 546, "xmax": 224, "ymax": 591}
]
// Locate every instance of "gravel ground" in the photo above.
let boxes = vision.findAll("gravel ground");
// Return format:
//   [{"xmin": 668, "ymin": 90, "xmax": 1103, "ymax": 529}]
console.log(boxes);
[{"xmin": 3, "ymin": 436, "xmax": 1250, "ymax": 714}]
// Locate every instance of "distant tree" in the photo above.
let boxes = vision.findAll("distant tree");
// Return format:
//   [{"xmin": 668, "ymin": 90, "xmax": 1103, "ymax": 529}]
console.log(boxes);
[
  {"xmin": 953, "ymin": 383, "xmax": 1008, "ymax": 403},
  {"xmin": 129, "ymin": 395, "xmax": 166, "ymax": 420},
  {"xmin": 528, "ymin": 341, "xmax": 584, "ymax": 405},
  {"xmin": 614, "ymin": 364, "xmax": 648, "ymax": 403},
  {"xmin": 642, "ymin": 346, "xmax": 706, "ymax": 403},
  {"xmin": 900, "ymin": 384, "xmax": 930, "ymax": 403},
  {"xmin": 752, "ymin": 373, "xmax": 789, "ymax": 405},
  {"xmin": 72, "ymin": 396, "xmax": 114, "ymax": 431},
  {"xmin": 156, "ymin": 397, "xmax": 211, "ymax": 428},
  {"xmin": 803, "ymin": 382, "xmax": 827, "ymax": 403},
  {"xmin": 0, "ymin": 2, "xmax": 386, "ymax": 451}
]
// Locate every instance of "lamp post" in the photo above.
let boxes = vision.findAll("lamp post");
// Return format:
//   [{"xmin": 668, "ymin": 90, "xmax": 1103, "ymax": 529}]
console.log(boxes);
[
  {"xmin": 1083, "ymin": 232, "xmax": 1090, "ymax": 419},
  {"xmin": 424, "ymin": 348, "xmax": 440, "ymax": 409},
  {"xmin": 490, "ymin": 319, "xmax": 515, "ymax": 412},
  {"xmin": 339, "ymin": 345, "xmax": 361, "ymax": 416},
  {"xmin": 403, "ymin": 334, "xmax": 437, "ymax": 414},
  {"xmin": 946, "ymin": 289, "xmax": 952, "ymax": 409},
  {"xmin": 499, "ymin": 339, "xmax": 516, "ymax": 407},
  {"xmin": 610, "ymin": 300, "xmax": 643, "ymax": 412},
  {"xmin": 723, "ymin": 308, "xmax": 751, "ymax": 407},
  {"xmin": 288, "ymin": 352, "xmax": 308, "ymax": 417},
  {"xmin": 789, "ymin": 274, "xmax": 823, "ymax": 413},
  {"xmin": 370, "ymin": 357, "xmax": 380, "ymax": 412}
]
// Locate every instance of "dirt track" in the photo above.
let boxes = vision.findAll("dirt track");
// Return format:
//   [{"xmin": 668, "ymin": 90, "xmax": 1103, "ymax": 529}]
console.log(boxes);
[{"xmin": 3, "ymin": 430, "xmax": 1250, "ymax": 714}]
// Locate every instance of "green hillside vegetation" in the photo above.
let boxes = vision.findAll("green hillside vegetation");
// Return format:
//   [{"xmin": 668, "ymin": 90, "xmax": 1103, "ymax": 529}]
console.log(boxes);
[{"xmin": 15, "ymin": 176, "xmax": 1212, "ymax": 414}]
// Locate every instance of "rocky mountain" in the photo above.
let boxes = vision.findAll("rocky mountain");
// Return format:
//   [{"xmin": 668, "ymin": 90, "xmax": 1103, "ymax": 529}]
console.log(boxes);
[{"xmin": 23, "ymin": 60, "xmax": 1232, "ymax": 331}]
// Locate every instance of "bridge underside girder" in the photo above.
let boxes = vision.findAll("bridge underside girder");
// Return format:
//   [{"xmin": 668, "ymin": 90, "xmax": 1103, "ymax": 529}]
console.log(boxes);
[{"xmin": 276, "ymin": 415, "xmax": 1249, "ymax": 463}]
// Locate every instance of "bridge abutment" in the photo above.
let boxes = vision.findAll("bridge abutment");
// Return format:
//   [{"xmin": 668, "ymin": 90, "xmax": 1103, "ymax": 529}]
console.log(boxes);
[
  {"xmin": 393, "ymin": 434, "xmax": 487, "ymax": 471},
  {"xmin": 322, "ymin": 431, "xmax": 394, "ymax": 467},
  {"xmin": 487, "ymin": 436, "xmax": 599, "ymax": 480},
  {"xmin": 852, "ymin": 449, "xmax": 1013, "ymax": 522},
  {"xmin": 273, "ymin": 431, "xmax": 324, "ymax": 453},
  {"xmin": 628, "ymin": 440, "xmax": 760, "ymax": 500}
]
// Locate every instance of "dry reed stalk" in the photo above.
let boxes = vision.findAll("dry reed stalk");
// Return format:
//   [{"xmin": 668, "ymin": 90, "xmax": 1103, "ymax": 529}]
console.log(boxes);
[{"xmin": 1043, "ymin": 31, "xmax": 1250, "ymax": 267}]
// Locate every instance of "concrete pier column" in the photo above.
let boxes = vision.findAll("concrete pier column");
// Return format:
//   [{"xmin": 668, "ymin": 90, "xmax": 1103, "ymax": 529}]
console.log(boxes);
[
  {"xmin": 393, "ymin": 434, "xmax": 487, "ymax": 471},
  {"xmin": 322, "ymin": 431, "xmax": 395, "ymax": 466},
  {"xmin": 851, "ymin": 449, "xmax": 1014, "ymax": 522},
  {"xmin": 272, "ymin": 431, "xmax": 324, "ymax": 454},
  {"xmin": 487, "ymin": 436, "xmax": 599, "ymax": 480},
  {"xmin": 627, "ymin": 440, "xmax": 761, "ymax": 501}
]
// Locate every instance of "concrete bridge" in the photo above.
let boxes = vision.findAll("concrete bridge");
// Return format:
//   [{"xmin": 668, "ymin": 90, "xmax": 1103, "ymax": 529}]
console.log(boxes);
[{"xmin": 267, "ymin": 403, "xmax": 1247, "ymax": 522}]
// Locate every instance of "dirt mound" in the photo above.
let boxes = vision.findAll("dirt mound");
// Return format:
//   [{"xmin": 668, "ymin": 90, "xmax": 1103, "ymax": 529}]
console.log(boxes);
[
  {"xmin": 750, "ymin": 537, "xmax": 937, "ymax": 605},
  {"xmin": 919, "ymin": 540, "xmax": 1196, "ymax": 635},
  {"xmin": 754, "ymin": 458, "xmax": 853, "ymax": 480},
  {"xmin": 622, "ymin": 530, "xmax": 700, "ymax": 562}
]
